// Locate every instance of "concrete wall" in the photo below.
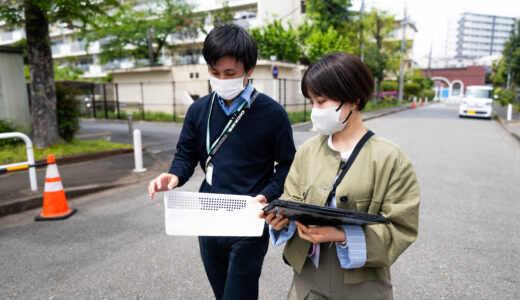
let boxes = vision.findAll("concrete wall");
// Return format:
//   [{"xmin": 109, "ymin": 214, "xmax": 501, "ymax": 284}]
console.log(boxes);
[
  {"xmin": 0, "ymin": 47, "xmax": 30, "ymax": 129},
  {"xmin": 109, "ymin": 60, "xmax": 307, "ymax": 116}
]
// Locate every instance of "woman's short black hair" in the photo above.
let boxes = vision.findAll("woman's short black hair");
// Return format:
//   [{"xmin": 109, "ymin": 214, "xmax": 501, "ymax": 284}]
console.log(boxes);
[
  {"xmin": 301, "ymin": 52, "xmax": 374, "ymax": 111},
  {"xmin": 202, "ymin": 25, "xmax": 258, "ymax": 72}
]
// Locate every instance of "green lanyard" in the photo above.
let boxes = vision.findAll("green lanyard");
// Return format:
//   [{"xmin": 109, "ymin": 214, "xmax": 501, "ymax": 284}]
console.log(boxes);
[{"xmin": 206, "ymin": 92, "xmax": 248, "ymax": 155}]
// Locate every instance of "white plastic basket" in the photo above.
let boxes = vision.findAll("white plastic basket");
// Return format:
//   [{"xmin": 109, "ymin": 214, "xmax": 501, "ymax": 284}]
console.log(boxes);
[{"xmin": 164, "ymin": 191, "xmax": 265, "ymax": 236}]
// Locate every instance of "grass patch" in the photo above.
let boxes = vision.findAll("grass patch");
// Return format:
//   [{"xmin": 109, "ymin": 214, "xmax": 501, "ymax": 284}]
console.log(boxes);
[
  {"xmin": 88, "ymin": 111, "xmax": 184, "ymax": 123},
  {"xmin": 364, "ymin": 100, "xmax": 407, "ymax": 112},
  {"xmin": 0, "ymin": 139, "xmax": 132, "ymax": 165},
  {"xmin": 287, "ymin": 111, "xmax": 311, "ymax": 124}
]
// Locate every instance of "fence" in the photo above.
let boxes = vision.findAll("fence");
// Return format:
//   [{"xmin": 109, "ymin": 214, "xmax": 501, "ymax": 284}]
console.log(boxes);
[{"xmin": 51, "ymin": 78, "xmax": 310, "ymax": 123}]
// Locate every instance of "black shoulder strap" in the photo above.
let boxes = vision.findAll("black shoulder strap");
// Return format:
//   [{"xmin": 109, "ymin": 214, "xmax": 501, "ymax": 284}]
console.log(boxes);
[{"xmin": 327, "ymin": 130, "xmax": 375, "ymax": 202}]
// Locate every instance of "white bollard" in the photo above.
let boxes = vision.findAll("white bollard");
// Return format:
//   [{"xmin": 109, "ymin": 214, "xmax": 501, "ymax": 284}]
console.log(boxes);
[
  {"xmin": 425, "ymin": 97, "xmax": 429, "ymax": 105},
  {"xmin": 133, "ymin": 129, "xmax": 147, "ymax": 173},
  {"xmin": 507, "ymin": 104, "xmax": 513, "ymax": 121}
]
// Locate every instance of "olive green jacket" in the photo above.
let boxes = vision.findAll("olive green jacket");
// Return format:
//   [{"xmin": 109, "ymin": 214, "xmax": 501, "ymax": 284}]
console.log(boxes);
[{"xmin": 282, "ymin": 133, "xmax": 420, "ymax": 284}]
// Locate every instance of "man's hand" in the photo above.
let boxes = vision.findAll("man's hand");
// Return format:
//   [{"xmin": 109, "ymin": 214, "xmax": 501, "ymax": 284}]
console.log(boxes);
[
  {"xmin": 251, "ymin": 194, "xmax": 267, "ymax": 205},
  {"xmin": 148, "ymin": 173, "xmax": 179, "ymax": 200},
  {"xmin": 295, "ymin": 221, "xmax": 346, "ymax": 244}
]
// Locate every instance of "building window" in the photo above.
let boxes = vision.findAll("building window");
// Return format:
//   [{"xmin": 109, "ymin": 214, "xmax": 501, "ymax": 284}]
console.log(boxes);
[{"xmin": 301, "ymin": 1, "xmax": 306, "ymax": 14}]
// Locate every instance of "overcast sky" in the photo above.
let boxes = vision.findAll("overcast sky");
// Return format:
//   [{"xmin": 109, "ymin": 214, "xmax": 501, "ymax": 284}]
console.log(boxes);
[{"xmin": 350, "ymin": 0, "xmax": 520, "ymax": 67}]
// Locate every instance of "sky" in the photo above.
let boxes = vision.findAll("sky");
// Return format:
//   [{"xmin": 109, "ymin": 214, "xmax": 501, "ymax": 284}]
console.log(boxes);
[{"xmin": 350, "ymin": 0, "xmax": 520, "ymax": 67}]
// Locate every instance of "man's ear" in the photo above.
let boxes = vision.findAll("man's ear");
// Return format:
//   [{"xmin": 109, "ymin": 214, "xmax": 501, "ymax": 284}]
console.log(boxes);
[
  {"xmin": 246, "ymin": 67, "xmax": 254, "ymax": 78},
  {"xmin": 244, "ymin": 67, "xmax": 255, "ymax": 86}
]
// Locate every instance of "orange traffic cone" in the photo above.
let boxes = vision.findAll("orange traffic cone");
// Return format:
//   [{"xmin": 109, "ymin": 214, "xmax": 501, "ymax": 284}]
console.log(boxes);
[
  {"xmin": 419, "ymin": 98, "xmax": 423, "ymax": 107},
  {"xmin": 411, "ymin": 99, "xmax": 416, "ymax": 109},
  {"xmin": 35, "ymin": 155, "xmax": 77, "ymax": 221}
]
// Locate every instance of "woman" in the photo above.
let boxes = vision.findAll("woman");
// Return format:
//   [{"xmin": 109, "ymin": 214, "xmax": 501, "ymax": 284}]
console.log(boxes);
[{"xmin": 260, "ymin": 52, "xmax": 420, "ymax": 300}]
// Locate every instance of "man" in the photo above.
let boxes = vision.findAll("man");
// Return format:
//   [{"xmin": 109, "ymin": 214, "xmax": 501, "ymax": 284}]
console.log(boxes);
[{"xmin": 148, "ymin": 25, "xmax": 296, "ymax": 300}]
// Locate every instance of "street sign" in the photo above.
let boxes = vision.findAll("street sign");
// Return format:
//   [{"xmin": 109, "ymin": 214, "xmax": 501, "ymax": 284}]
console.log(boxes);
[{"xmin": 271, "ymin": 65, "xmax": 279, "ymax": 79}]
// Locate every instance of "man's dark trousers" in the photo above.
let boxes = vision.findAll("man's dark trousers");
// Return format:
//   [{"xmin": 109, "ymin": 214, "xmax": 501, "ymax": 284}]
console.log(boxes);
[{"xmin": 198, "ymin": 225, "xmax": 269, "ymax": 300}]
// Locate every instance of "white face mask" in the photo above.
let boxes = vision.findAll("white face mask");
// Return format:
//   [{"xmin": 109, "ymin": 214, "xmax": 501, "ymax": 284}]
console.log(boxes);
[
  {"xmin": 209, "ymin": 75, "xmax": 246, "ymax": 100},
  {"xmin": 311, "ymin": 102, "xmax": 354, "ymax": 135}
]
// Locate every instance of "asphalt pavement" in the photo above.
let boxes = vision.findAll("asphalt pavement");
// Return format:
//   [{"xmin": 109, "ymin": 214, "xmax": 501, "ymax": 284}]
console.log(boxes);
[{"xmin": 2, "ymin": 102, "xmax": 519, "ymax": 299}]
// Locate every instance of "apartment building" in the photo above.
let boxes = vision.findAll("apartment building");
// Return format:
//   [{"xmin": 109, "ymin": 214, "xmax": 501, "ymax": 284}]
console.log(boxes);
[
  {"xmin": 445, "ymin": 12, "xmax": 516, "ymax": 59},
  {"xmin": 0, "ymin": 0, "xmax": 306, "ymax": 78}
]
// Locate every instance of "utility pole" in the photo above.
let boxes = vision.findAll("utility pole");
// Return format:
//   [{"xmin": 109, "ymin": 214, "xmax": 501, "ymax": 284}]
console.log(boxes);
[
  {"xmin": 427, "ymin": 40, "xmax": 433, "ymax": 79},
  {"xmin": 360, "ymin": 0, "xmax": 365, "ymax": 62},
  {"xmin": 147, "ymin": 25, "xmax": 154, "ymax": 66},
  {"xmin": 397, "ymin": 0, "xmax": 407, "ymax": 104}
]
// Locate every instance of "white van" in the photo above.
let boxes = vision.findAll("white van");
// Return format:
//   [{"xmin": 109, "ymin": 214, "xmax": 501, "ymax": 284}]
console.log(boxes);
[{"xmin": 459, "ymin": 85, "xmax": 493, "ymax": 119}]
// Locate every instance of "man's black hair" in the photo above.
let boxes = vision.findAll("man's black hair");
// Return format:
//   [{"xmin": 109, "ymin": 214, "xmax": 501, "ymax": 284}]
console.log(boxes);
[
  {"xmin": 202, "ymin": 25, "xmax": 258, "ymax": 72},
  {"xmin": 302, "ymin": 52, "xmax": 374, "ymax": 111}
]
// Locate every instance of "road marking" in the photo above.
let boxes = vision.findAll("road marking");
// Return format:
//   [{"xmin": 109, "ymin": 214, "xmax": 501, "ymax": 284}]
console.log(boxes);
[{"xmin": 76, "ymin": 131, "xmax": 112, "ymax": 138}]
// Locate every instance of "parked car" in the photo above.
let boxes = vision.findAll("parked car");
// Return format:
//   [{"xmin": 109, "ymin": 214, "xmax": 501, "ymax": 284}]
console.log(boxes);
[{"xmin": 459, "ymin": 86, "xmax": 494, "ymax": 119}]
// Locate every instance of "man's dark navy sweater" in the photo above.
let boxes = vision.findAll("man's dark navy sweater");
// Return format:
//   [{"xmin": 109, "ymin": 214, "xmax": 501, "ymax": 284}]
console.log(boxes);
[{"xmin": 168, "ymin": 91, "xmax": 296, "ymax": 201}]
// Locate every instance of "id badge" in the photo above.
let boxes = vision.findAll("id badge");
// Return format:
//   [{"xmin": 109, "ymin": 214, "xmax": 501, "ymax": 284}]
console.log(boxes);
[{"xmin": 206, "ymin": 163, "xmax": 214, "ymax": 186}]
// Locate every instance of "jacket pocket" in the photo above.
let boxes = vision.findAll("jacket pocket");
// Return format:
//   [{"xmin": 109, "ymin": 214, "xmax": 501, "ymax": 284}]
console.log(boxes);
[
  {"xmin": 303, "ymin": 184, "xmax": 329, "ymax": 206},
  {"xmin": 355, "ymin": 199, "xmax": 372, "ymax": 213}
]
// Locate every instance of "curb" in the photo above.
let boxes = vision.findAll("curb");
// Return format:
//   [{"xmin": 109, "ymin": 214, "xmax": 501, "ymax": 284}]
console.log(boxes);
[
  {"xmin": 493, "ymin": 113, "xmax": 520, "ymax": 143},
  {"xmin": 0, "ymin": 183, "xmax": 123, "ymax": 217},
  {"xmin": 38, "ymin": 148, "xmax": 135, "ymax": 166}
]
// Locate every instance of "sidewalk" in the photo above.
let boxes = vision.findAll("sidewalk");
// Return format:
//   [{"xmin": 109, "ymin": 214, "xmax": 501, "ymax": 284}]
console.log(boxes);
[
  {"xmin": 493, "ymin": 103, "xmax": 520, "ymax": 141},
  {"xmin": 0, "ymin": 103, "xmax": 413, "ymax": 217},
  {"xmin": 0, "ymin": 152, "xmax": 169, "ymax": 217}
]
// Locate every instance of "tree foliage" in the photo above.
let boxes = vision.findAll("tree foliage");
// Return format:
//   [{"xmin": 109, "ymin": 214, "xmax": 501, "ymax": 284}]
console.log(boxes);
[
  {"xmin": 0, "ymin": 0, "xmax": 118, "ymax": 148},
  {"xmin": 502, "ymin": 20, "xmax": 520, "ymax": 88},
  {"xmin": 213, "ymin": 1, "xmax": 234, "ymax": 26},
  {"xmin": 249, "ymin": 19, "xmax": 301, "ymax": 63},
  {"xmin": 304, "ymin": 26, "xmax": 351, "ymax": 64},
  {"xmin": 87, "ymin": 0, "xmax": 200, "ymax": 65},
  {"xmin": 363, "ymin": 8, "xmax": 397, "ymax": 100}
]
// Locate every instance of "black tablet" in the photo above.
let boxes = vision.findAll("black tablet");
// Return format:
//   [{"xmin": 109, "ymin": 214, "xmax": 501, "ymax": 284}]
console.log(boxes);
[{"xmin": 263, "ymin": 199, "xmax": 386, "ymax": 226}]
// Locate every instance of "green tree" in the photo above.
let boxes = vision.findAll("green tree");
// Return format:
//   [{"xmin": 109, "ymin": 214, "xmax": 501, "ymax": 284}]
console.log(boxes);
[
  {"xmin": 212, "ymin": 1, "xmax": 234, "ymax": 26},
  {"xmin": 363, "ymin": 9, "xmax": 397, "ymax": 101},
  {"xmin": 490, "ymin": 58, "xmax": 507, "ymax": 87},
  {"xmin": 502, "ymin": 20, "xmax": 520, "ymax": 88},
  {"xmin": 249, "ymin": 19, "xmax": 301, "ymax": 63},
  {"xmin": 303, "ymin": 0, "xmax": 362, "ymax": 57},
  {"xmin": 304, "ymin": 0, "xmax": 353, "ymax": 33},
  {"xmin": 0, "ymin": 0, "xmax": 118, "ymax": 148},
  {"xmin": 304, "ymin": 26, "xmax": 351, "ymax": 64},
  {"xmin": 87, "ymin": 0, "xmax": 200, "ymax": 65}
]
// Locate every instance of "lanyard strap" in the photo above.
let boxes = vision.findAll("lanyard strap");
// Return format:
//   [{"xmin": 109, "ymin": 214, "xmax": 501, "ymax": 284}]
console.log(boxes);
[
  {"xmin": 327, "ymin": 130, "xmax": 375, "ymax": 203},
  {"xmin": 205, "ymin": 89, "xmax": 260, "ymax": 169}
]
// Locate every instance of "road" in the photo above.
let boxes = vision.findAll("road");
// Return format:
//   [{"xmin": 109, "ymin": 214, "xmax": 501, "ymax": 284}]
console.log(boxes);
[
  {"xmin": 1, "ymin": 103, "xmax": 519, "ymax": 299},
  {"xmin": 77, "ymin": 119, "xmax": 184, "ymax": 154}
]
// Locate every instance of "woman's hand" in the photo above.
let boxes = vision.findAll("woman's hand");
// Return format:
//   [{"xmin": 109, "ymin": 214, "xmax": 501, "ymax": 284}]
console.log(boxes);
[
  {"xmin": 259, "ymin": 210, "xmax": 289, "ymax": 231},
  {"xmin": 295, "ymin": 221, "xmax": 346, "ymax": 244}
]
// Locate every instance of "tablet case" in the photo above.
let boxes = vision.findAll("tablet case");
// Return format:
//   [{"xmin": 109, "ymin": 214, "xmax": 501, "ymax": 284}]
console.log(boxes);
[{"xmin": 263, "ymin": 199, "xmax": 386, "ymax": 226}]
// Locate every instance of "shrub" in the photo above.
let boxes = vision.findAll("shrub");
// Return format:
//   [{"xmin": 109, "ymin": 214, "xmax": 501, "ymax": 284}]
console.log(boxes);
[
  {"xmin": 382, "ymin": 81, "xmax": 398, "ymax": 92},
  {"xmin": 498, "ymin": 88, "xmax": 517, "ymax": 106},
  {"xmin": 56, "ymin": 83, "xmax": 81, "ymax": 142},
  {"xmin": 0, "ymin": 120, "xmax": 24, "ymax": 146},
  {"xmin": 421, "ymin": 89, "xmax": 435, "ymax": 100},
  {"xmin": 404, "ymin": 82, "xmax": 421, "ymax": 97}
]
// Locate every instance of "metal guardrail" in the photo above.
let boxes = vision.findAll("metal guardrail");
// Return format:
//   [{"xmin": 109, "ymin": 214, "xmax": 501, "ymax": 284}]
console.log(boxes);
[{"xmin": 0, "ymin": 132, "xmax": 38, "ymax": 191}]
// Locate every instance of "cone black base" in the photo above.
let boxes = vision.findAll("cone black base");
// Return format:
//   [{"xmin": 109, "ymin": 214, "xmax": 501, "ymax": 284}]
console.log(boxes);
[{"xmin": 35, "ymin": 208, "xmax": 77, "ymax": 221}]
